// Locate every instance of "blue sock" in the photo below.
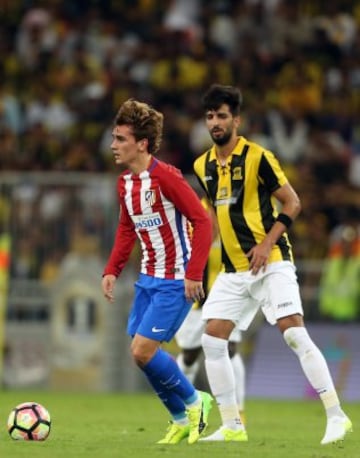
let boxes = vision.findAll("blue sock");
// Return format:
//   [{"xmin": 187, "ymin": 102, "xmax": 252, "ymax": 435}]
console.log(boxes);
[
  {"xmin": 142, "ymin": 348, "xmax": 197, "ymax": 417},
  {"xmin": 144, "ymin": 374, "xmax": 186, "ymax": 418}
]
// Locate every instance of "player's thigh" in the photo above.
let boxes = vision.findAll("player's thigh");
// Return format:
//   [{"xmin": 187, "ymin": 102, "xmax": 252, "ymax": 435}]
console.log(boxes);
[
  {"xmin": 127, "ymin": 281, "xmax": 151, "ymax": 336},
  {"xmin": 175, "ymin": 308, "xmax": 204, "ymax": 349},
  {"xmin": 261, "ymin": 263, "xmax": 303, "ymax": 324},
  {"xmin": 132, "ymin": 276, "xmax": 191, "ymax": 342},
  {"xmin": 203, "ymin": 272, "xmax": 259, "ymax": 331}
]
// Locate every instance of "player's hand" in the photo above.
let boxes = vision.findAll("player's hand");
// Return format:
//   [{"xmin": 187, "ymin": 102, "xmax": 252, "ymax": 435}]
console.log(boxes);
[
  {"xmin": 246, "ymin": 241, "xmax": 272, "ymax": 275},
  {"xmin": 102, "ymin": 274, "xmax": 116, "ymax": 302},
  {"xmin": 184, "ymin": 278, "xmax": 205, "ymax": 302}
]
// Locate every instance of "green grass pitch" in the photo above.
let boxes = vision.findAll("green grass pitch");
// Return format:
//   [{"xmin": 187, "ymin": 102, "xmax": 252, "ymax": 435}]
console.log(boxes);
[{"xmin": 0, "ymin": 391, "xmax": 358, "ymax": 458}]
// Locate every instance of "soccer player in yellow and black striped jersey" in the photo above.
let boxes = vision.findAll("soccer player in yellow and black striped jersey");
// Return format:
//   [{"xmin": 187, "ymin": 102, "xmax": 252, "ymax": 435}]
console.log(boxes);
[{"xmin": 196, "ymin": 84, "xmax": 351, "ymax": 444}]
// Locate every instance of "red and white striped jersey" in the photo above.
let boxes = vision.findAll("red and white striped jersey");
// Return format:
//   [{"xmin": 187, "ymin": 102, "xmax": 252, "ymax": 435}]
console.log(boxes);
[{"xmin": 104, "ymin": 157, "xmax": 212, "ymax": 280}]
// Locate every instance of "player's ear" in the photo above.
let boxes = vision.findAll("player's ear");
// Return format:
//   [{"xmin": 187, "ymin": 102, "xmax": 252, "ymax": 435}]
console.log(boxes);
[
  {"xmin": 234, "ymin": 115, "xmax": 241, "ymax": 128},
  {"xmin": 138, "ymin": 138, "xmax": 148, "ymax": 151}
]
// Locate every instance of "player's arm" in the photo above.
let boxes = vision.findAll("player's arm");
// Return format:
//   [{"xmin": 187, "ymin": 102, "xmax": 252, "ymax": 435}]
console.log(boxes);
[
  {"xmin": 199, "ymin": 196, "xmax": 219, "ymax": 242},
  {"xmin": 265, "ymin": 182, "xmax": 301, "ymax": 245},
  {"xmin": 247, "ymin": 182, "xmax": 301, "ymax": 275},
  {"xmin": 259, "ymin": 149, "xmax": 301, "ymax": 241},
  {"xmin": 102, "ymin": 201, "xmax": 137, "ymax": 302},
  {"xmin": 247, "ymin": 151, "xmax": 301, "ymax": 274},
  {"xmin": 206, "ymin": 200, "xmax": 219, "ymax": 242},
  {"xmin": 193, "ymin": 161, "xmax": 221, "ymax": 242}
]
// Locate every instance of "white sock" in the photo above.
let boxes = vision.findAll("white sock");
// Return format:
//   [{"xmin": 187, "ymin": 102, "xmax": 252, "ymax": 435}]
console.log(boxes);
[
  {"xmin": 231, "ymin": 353, "xmax": 246, "ymax": 412},
  {"xmin": 202, "ymin": 333, "xmax": 243, "ymax": 430},
  {"xmin": 176, "ymin": 353, "xmax": 200, "ymax": 384},
  {"xmin": 283, "ymin": 327, "xmax": 344, "ymax": 419}
]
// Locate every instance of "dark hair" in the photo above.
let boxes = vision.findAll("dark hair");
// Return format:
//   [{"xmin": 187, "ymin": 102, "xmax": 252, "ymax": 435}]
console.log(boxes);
[
  {"xmin": 202, "ymin": 84, "xmax": 243, "ymax": 116},
  {"xmin": 114, "ymin": 99, "xmax": 163, "ymax": 155}
]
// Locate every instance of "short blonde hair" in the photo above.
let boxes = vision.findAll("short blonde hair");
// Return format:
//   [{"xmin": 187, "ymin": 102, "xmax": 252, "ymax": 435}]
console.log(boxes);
[{"xmin": 115, "ymin": 99, "xmax": 163, "ymax": 155}]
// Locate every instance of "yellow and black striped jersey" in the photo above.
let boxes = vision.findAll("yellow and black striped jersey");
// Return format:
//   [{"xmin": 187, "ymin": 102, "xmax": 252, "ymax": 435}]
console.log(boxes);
[{"xmin": 193, "ymin": 136, "xmax": 294, "ymax": 273}]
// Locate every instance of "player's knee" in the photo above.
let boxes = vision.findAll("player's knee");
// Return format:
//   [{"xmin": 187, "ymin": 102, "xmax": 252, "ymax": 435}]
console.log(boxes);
[
  {"xmin": 182, "ymin": 348, "xmax": 201, "ymax": 366},
  {"xmin": 131, "ymin": 349, "xmax": 147, "ymax": 367},
  {"xmin": 202, "ymin": 333, "xmax": 228, "ymax": 360},
  {"xmin": 283, "ymin": 326, "xmax": 314, "ymax": 358},
  {"xmin": 131, "ymin": 343, "xmax": 153, "ymax": 367}
]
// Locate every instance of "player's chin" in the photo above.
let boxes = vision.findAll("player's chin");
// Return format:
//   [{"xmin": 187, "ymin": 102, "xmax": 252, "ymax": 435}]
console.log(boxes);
[{"xmin": 211, "ymin": 133, "xmax": 224, "ymax": 142}]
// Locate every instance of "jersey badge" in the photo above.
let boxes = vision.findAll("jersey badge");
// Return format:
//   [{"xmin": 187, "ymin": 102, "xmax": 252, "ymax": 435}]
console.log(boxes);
[
  {"xmin": 232, "ymin": 166, "xmax": 243, "ymax": 180},
  {"xmin": 144, "ymin": 189, "xmax": 156, "ymax": 206}
]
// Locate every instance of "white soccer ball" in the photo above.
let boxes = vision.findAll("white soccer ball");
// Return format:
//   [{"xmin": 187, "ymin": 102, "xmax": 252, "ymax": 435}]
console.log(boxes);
[{"xmin": 7, "ymin": 401, "xmax": 51, "ymax": 440}]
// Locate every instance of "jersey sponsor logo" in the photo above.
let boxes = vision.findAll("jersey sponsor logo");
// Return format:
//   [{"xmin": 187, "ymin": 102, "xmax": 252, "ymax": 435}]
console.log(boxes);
[
  {"xmin": 215, "ymin": 197, "xmax": 237, "ymax": 206},
  {"xmin": 144, "ymin": 189, "xmax": 156, "ymax": 206},
  {"xmin": 204, "ymin": 175, "xmax": 213, "ymax": 181},
  {"xmin": 132, "ymin": 212, "xmax": 163, "ymax": 230},
  {"xmin": 277, "ymin": 301, "xmax": 293, "ymax": 308}
]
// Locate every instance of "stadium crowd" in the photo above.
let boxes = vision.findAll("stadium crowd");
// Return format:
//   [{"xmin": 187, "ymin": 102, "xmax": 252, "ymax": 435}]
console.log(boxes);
[{"xmin": 1, "ymin": 0, "xmax": 360, "ymax": 319}]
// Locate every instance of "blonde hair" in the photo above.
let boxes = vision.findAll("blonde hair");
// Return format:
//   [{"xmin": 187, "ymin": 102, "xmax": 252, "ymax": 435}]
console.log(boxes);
[{"xmin": 115, "ymin": 99, "xmax": 163, "ymax": 155}]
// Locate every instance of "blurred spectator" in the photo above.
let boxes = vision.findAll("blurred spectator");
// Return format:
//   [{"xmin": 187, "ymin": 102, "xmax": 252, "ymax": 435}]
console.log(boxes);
[
  {"xmin": 0, "ymin": 127, "xmax": 20, "ymax": 169},
  {"xmin": 163, "ymin": 0, "xmax": 202, "ymax": 39},
  {"xmin": 319, "ymin": 219, "xmax": 360, "ymax": 322},
  {"xmin": 24, "ymin": 84, "xmax": 76, "ymax": 134},
  {"xmin": 0, "ymin": 84, "xmax": 23, "ymax": 134},
  {"xmin": 266, "ymin": 106, "xmax": 309, "ymax": 164},
  {"xmin": 15, "ymin": 7, "xmax": 58, "ymax": 72}
]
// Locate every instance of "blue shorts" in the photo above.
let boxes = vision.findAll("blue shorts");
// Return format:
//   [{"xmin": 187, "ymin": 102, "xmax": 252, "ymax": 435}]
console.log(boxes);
[{"xmin": 127, "ymin": 274, "xmax": 192, "ymax": 342}]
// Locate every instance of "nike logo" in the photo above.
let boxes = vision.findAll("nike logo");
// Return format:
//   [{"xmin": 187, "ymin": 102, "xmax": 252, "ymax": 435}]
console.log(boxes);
[
  {"xmin": 198, "ymin": 403, "xmax": 205, "ymax": 433},
  {"xmin": 151, "ymin": 326, "xmax": 166, "ymax": 333}
]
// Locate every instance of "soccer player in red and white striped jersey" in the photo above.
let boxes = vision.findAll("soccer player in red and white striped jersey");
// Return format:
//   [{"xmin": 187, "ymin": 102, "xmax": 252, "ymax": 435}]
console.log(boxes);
[{"xmin": 102, "ymin": 99, "xmax": 213, "ymax": 444}]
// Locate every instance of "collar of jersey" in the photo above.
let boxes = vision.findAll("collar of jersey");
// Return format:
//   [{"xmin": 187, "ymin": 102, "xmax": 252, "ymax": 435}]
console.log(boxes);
[{"xmin": 209, "ymin": 136, "xmax": 247, "ymax": 163}]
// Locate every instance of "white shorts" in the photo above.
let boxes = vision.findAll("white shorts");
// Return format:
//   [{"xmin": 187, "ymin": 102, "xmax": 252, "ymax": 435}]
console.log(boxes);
[
  {"xmin": 176, "ymin": 308, "xmax": 241, "ymax": 349},
  {"xmin": 202, "ymin": 261, "xmax": 303, "ymax": 330}
]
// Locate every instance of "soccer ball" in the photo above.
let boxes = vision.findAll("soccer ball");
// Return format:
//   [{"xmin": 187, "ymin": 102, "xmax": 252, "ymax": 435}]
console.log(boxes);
[{"xmin": 7, "ymin": 402, "xmax": 51, "ymax": 440}]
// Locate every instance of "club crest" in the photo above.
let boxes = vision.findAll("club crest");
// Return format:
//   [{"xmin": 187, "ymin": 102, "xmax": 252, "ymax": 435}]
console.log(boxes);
[{"xmin": 144, "ymin": 189, "xmax": 156, "ymax": 206}]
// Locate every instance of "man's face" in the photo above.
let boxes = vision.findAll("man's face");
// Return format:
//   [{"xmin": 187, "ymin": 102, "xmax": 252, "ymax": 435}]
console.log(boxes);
[
  {"xmin": 205, "ymin": 104, "xmax": 240, "ymax": 146},
  {"xmin": 111, "ymin": 125, "xmax": 142, "ymax": 167}
]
